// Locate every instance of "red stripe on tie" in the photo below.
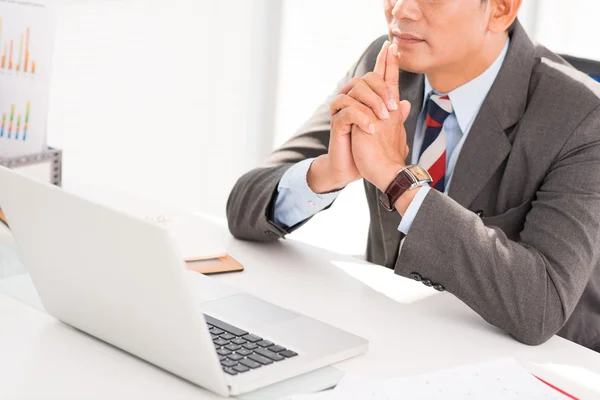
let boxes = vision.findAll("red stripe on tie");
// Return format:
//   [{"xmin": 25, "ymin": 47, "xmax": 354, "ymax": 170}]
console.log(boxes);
[
  {"xmin": 426, "ymin": 114, "xmax": 442, "ymax": 128},
  {"xmin": 440, "ymin": 95, "xmax": 450, "ymax": 100},
  {"xmin": 428, "ymin": 150, "xmax": 446, "ymax": 186}
]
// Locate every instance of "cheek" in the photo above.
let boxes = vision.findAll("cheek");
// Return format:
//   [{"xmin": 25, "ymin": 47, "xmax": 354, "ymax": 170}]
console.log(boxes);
[{"xmin": 425, "ymin": 14, "xmax": 486, "ymax": 60}]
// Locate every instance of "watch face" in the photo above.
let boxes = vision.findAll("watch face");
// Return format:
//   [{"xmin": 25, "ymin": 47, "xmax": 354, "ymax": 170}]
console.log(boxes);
[{"xmin": 409, "ymin": 166, "xmax": 432, "ymax": 182}]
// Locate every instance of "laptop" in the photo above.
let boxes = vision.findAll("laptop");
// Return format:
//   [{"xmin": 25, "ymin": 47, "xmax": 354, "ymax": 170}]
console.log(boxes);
[{"xmin": 0, "ymin": 167, "xmax": 368, "ymax": 397}]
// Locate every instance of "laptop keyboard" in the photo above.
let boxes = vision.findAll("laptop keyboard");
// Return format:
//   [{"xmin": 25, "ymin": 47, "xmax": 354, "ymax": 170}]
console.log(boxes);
[{"xmin": 205, "ymin": 314, "xmax": 298, "ymax": 376}]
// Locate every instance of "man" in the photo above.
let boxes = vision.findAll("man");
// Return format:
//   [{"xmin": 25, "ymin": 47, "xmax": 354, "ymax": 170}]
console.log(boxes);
[{"xmin": 227, "ymin": 0, "xmax": 600, "ymax": 352}]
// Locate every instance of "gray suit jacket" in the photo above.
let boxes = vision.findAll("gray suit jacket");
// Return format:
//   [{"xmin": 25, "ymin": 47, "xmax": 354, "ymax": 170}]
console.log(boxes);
[{"xmin": 226, "ymin": 21, "xmax": 600, "ymax": 351}]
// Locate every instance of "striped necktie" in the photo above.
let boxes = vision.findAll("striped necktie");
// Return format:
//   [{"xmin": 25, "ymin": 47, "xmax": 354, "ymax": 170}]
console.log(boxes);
[{"xmin": 418, "ymin": 94, "xmax": 453, "ymax": 192}]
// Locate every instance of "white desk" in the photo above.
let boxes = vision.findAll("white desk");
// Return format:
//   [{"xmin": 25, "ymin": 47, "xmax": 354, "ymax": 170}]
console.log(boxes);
[{"xmin": 2, "ymin": 203, "xmax": 600, "ymax": 399}]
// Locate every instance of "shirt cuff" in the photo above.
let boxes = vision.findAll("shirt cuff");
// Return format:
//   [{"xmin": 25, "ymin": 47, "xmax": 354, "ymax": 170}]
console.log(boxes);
[
  {"xmin": 397, "ymin": 185, "xmax": 431, "ymax": 235},
  {"xmin": 273, "ymin": 158, "xmax": 341, "ymax": 228}
]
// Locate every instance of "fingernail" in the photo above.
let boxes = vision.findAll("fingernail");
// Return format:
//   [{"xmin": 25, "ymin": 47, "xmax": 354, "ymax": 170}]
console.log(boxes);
[
  {"xmin": 388, "ymin": 99, "xmax": 398, "ymax": 111},
  {"xmin": 381, "ymin": 107, "xmax": 390, "ymax": 119},
  {"xmin": 369, "ymin": 124, "xmax": 375, "ymax": 134},
  {"xmin": 391, "ymin": 45, "xmax": 399, "ymax": 57}
]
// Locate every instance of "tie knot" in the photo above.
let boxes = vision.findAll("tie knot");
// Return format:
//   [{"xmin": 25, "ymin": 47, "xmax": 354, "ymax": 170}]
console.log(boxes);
[{"xmin": 426, "ymin": 94, "xmax": 453, "ymax": 128}]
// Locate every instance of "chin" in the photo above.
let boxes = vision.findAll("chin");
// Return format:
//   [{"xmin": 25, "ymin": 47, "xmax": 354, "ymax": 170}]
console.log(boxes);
[{"xmin": 398, "ymin": 58, "xmax": 429, "ymax": 74}]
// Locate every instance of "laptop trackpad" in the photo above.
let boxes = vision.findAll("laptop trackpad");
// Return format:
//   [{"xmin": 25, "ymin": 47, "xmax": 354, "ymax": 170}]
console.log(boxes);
[{"xmin": 201, "ymin": 293, "xmax": 300, "ymax": 328}]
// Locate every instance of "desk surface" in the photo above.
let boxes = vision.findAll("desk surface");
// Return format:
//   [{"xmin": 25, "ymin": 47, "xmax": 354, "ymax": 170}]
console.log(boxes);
[{"xmin": 2, "ymin": 194, "xmax": 600, "ymax": 399}]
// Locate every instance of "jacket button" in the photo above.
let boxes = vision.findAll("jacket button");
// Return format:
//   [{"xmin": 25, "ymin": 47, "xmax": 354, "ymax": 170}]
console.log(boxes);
[
  {"xmin": 409, "ymin": 272, "xmax": 422, "ymax": 282},
  {"xmin": 433, "ymin": 284, "xmax": 446, "ymax": 292},
  {"xmin": 422, "ymin": 279, "xmax": 433, "ymax": 287}
]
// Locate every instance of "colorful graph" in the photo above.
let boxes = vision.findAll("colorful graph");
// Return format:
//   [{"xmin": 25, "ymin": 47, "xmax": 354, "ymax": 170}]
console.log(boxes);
[
  {"xmin": 0, "ymin": 101, "xmax": 31, "ymax": 141},
  {"xmin": 0, "ymin": 17, "xmax": 36, "ymax": 74}
]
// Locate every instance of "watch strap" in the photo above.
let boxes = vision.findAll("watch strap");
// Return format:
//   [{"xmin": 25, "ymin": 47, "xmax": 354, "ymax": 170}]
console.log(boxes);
[{"xmin": 379, "ymin": 165, "xmax": 431, "ymax": 211}]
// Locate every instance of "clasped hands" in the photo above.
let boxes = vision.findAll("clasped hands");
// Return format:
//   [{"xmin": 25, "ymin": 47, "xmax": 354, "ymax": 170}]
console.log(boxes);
[{"xmin": 307, "ymin": 41, "xmax": 413, "ymax": 208}]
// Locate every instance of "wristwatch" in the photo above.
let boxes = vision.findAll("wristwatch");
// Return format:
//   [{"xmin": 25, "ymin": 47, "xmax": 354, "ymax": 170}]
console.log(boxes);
[{"xmin": 379, "ymin": 165, "xmax": 432, "ymax": 212}]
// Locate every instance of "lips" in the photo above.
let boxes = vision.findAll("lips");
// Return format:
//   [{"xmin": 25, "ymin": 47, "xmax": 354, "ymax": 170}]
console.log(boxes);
[{"xmin": 392, "ymin": 30, "xmax": 424, "ymax": 44}]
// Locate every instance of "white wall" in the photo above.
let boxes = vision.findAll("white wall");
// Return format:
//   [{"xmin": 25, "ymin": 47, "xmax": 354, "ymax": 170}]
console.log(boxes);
[
  {"xmin": 527, "ymin": 0, "xmax": 600, "ymax": 60},
  {"xmin": 48, "ymin": 0, "xmax": 280, "ymax": 217},
  {"xmin": 272, "ymin": 1, "xmax": 387, "ymax": 256},
  {"xmin": 274, "ymin": 1, "xmax": 387, "ymax": 149}
]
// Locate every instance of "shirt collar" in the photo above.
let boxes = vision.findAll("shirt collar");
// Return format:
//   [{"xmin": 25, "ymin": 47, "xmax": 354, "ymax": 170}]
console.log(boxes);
[{"xmin": 422, "ymin": 38, "xmax": 510, "ymax": 134}]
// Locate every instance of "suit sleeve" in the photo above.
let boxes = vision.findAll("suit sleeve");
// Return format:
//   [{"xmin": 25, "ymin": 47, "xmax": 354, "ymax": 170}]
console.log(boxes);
[
  {"xmin": 226, "ymin": 36, "xmax": 387, "ymax": 242},
  {"xmin": 394, "ymin": 106, "xmax": 600, "ymax": 345}
]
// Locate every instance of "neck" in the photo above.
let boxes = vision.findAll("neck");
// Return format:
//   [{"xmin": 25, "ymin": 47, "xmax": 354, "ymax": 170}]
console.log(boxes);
[{"xmin": 426, "ymin": 33, "xmax": 508, "ymax": 94}]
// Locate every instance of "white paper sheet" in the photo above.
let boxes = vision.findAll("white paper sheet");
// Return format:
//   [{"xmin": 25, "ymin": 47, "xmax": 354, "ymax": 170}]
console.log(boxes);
[{"xmin": 285, "ymin": 358, "xmax": 573, "ymax": 400}]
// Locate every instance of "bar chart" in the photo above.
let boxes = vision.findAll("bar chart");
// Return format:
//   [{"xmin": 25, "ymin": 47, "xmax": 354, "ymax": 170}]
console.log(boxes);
[
  {"xmin": 0, "ymin": 101, "xmax": 31, "ymax": 141},
  {"xmin": 0, "ymin": 18, "xmax": 36, "ymax": 75},
  {"xmin": 0, "ymin": 0, "xmax": 54, "ymax": 157}
]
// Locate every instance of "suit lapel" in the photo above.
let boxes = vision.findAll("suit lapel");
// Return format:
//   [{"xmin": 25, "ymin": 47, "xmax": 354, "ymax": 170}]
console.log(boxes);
[
  {"xmin": 447, "ymin": 103, "xmax": 511, "ymax": 207},
  {"xmin": 379, "ymin": 71, "xmax": 424, "ymax": 265},
  {"xmin": 448, "ymin": 20, "xmax": 535, "ymax": 208}
]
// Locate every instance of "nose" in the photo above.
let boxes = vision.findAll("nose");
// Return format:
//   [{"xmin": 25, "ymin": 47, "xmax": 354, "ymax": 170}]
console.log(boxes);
[{"xmin": 391, "ymin": 0, "xmax": 422, "ymax": 21}]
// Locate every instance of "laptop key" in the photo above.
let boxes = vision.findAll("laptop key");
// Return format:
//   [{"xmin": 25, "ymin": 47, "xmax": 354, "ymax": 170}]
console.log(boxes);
[
  {"xmin": 242, "ymin": 343, "xmax": 258, "ymax": 350},
  {"xmin": 239, "ymin": 358, "xmax": 262, "ymax": 369},
  {"xmin": 233, "ymin": 364, "xmax": 250, "ymax": 373},
  {"xmin": 221, "ymin": 359, "xmax": 238, "ymax": 368},
  {"xmin": 242, "ymin": 334, "xmax": 262, "ymax": 343},
  {"xmin": 213, "ymin": 338, "xmax": 229, "ymax": 346},
  {"xmin": 248, "ymin": 354, "xmax": 273, "ymax": 365},
  {"xmin": 204, "ymin": 315, "xmax": 248, "ymax": 337},
  {"xmin": 218, "ymin": 355, "xmax": 226, "ymax": 361},
  {"xmin": 227, "ymin": 353, "xmax": 244, "ymax": 362},
  {"xmin": 217, "ymin": 348, "xmax": 232, "ymax": 356},
  {"xmin": 225, "ymin": 344, "xmax": 242, "ymax": 352},
  {"xmin": 268, "ymin": 345, "xmax": 286, "ymax": 353},
  {"xmin": 209, "ymin": 327, "xmax": 224, "ymax": 335},
  {"xmin": 257, "ymin": 340, "xmax": 274, "ymax": 348},
  {"xmin": 220, "ymin": 333, "xmax": 235, "ymax": 341},
  {"xmin": 214, "ymin": 343, "xmax": 221, "ymax": 350},
  {"xmin": 223, "ymin": 367, "xmax": 238, "ymax": 376},
  {"xmin": 255, "ymin": 347, "xmax": 285, "ymax": 362},
  {"xmin": 231, "ymin": 338, "xmax": 247, "ymax": 345},
  {"xmin": 236, "ymin": 348, "xmax": 252, "ymax": 357},
  {"xmin": 280, "ymin": 350, "xmax": 298, "ymax": 358}
]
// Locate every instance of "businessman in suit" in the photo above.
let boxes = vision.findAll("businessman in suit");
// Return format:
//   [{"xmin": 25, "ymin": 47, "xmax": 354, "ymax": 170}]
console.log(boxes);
[{"xmin": 227, "ymin": 0, "xmax": 600, "ymax": 351}]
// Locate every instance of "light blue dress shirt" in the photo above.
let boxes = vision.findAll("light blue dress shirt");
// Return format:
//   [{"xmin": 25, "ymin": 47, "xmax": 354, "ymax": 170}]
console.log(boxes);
[{"xmin": 274, "ymin": 39, "xmax": 509, "ymax": 232}]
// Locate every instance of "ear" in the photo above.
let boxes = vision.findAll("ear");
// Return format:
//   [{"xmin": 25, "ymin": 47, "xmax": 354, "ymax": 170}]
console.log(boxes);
[{"xmin": 488, "ymin": 0, "xmax": 523, "ymax": 33}]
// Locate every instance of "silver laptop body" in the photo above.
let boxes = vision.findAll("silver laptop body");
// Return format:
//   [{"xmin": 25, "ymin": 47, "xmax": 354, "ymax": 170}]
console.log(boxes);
[{"xmin": 0, "ymin": 167, "xmax": 368, "ymax": 396}]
